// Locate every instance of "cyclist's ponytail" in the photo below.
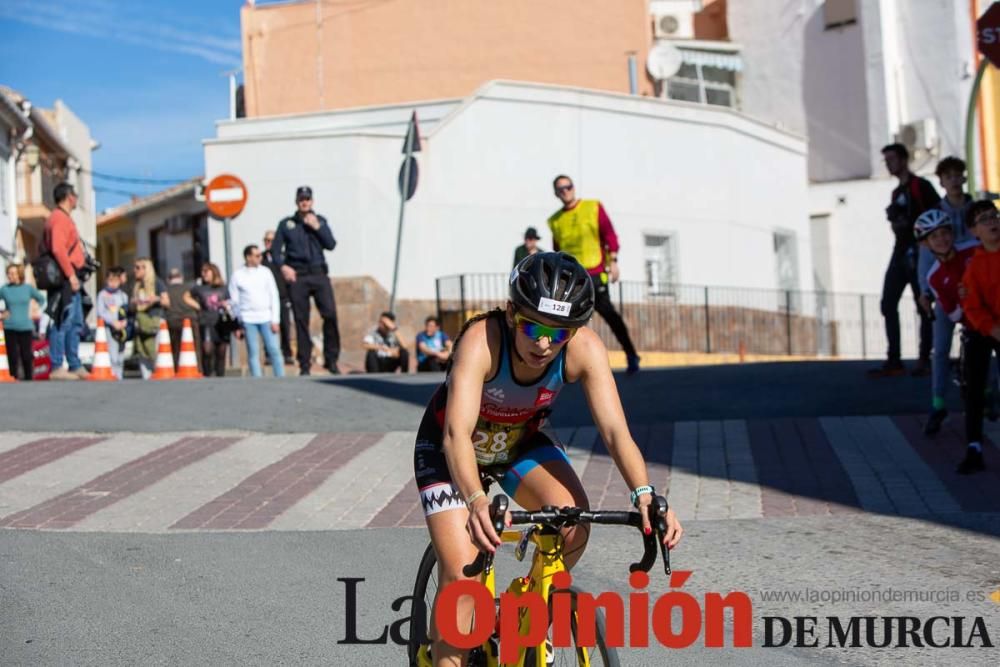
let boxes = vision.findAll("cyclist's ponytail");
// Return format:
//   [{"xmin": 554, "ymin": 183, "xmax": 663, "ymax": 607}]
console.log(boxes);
[{"xmin": 446, "ymin": 307, "xmax": 505, "ymax": 374}]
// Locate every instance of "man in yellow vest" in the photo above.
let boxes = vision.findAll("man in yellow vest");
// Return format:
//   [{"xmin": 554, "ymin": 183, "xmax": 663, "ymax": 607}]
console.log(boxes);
[{"xmin": 547, "ymin": 174, "xmax": 640, "ymax": 374}]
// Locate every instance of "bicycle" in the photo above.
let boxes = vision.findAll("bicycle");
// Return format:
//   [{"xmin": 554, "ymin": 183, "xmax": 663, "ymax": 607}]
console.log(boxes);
[{"xmin": 408, "ymin": 487, "xmax": 671, "ymax": 667}]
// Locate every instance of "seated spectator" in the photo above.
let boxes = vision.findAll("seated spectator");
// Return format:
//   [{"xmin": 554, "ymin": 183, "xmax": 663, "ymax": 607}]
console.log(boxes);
[
  {"xmin": 363, "ymin": 311, "xmax": 409, "ymax": 373},
  {"xmin": 415, "ymin": 315, "xmax": 452, "ymax": 372}
]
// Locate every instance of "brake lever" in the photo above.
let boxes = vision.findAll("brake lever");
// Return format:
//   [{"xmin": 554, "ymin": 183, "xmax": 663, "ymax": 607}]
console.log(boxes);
[
  {"xmin": 461, "ymin": 495, "xmax": 508, "ymax": 577},
  {"xmin": 653, "ymin": 495, "xmax": 671, "ymax": 575}
]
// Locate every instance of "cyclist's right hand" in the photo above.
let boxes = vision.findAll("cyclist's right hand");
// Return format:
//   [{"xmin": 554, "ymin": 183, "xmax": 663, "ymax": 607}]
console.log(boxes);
[{"xmin": 466, "ymin": 496, "xmax": 503, "ymax": 554}]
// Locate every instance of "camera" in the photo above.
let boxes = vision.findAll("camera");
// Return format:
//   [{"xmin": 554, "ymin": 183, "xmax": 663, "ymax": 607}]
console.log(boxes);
[{"xmin": 76, "ymin": 251, "xmax": 100, "ymax": 281}]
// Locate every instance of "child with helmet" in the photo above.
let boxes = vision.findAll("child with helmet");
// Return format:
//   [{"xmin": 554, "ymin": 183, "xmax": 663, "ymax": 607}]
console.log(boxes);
[{"xmin": 916, "ymin": 207, "xmax": 981, "ymax": 437}]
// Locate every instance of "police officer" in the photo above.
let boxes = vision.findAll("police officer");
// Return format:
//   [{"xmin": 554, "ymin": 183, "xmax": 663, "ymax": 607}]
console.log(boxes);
[{"xmin": 270, "ymin": 185, "xmax": 340, "ymax": 375}]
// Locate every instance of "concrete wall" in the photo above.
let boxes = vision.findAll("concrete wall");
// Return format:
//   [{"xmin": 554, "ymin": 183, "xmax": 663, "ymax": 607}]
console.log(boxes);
[
  {"xmin": 52, "ymin": 101, "xmax": 97, "ymax": 250},
  {"xmin": 808, "ymin": 174, "xmax": 942, "ymax": 296},
  {"xmin": 731, "ymin": 0, "xmax": 975, "ymax": 183},
  {"xmin": 204, "ymin": 81, "xmax": 810, "ymax": 302},
  {"xmin": 241, "ymin": 0, "xmax": 653, "ymax": 117}
]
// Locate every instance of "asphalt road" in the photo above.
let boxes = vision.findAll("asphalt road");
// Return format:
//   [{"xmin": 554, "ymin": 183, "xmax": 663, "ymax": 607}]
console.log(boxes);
[
  {"xmin": 0, "ymin": 360, "xmax": 942, "ymax": 433},
  {"xmin": 3, "ymin": 513, "xmax": 999, "ymax": 666},
  {"xmin": 3, "ymin": 360, "xmax": 999, "ymax": 666}
]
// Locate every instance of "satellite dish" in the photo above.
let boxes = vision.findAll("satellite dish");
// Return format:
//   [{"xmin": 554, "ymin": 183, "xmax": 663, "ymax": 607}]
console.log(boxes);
[{"xmin": 646, "ymin": 42, "xmax": 683, "ymax": 80}]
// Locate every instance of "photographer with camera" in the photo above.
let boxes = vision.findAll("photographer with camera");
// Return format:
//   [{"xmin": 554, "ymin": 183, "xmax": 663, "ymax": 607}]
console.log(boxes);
[
  {"xmin": 871, "ymin": 144, "xmax": 940, "ymax": 378},
  {"xmin": 41, "ymin": 182, "xmax": 92, "ymax": 380}
]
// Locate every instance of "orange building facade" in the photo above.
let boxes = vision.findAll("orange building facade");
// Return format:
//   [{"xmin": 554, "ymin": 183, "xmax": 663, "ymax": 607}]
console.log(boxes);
[{"xmin": 241, "ymin": 0, "xmax": 663, "ymax": 116}]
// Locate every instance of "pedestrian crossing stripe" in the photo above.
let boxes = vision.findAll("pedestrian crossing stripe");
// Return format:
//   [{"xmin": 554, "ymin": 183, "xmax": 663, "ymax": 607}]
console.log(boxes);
[{"xmin": 0, "ymin": 414, "xmax": 992, "ymax": 534}]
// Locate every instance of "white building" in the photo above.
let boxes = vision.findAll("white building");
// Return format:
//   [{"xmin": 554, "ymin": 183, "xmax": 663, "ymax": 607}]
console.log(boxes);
[
  {"xmin": 729, "ymin": 0, "xmax": 979, "ymax": 297},
  {"xmin": 97, "ymin": 178, "xmax": 208, "ymax": 285},
  {"xmin": 204, "ymin": 80, "xmax": 810, "ymax": 301},
  {"xmin": 0, "ymin": 92, "xmax": 29, "ymax": 274}
]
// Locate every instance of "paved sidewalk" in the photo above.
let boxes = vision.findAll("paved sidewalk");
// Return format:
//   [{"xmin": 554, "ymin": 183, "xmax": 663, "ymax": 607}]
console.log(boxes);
[{"xmin": 2, "ymin": 413, "xmax": 996, "ymax": 534}]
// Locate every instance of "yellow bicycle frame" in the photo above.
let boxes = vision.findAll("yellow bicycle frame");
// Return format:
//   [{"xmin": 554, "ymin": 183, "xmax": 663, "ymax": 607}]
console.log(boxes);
[{"xmin": 416, "ymin": 527, "xmax": 594, "ymax": 667}]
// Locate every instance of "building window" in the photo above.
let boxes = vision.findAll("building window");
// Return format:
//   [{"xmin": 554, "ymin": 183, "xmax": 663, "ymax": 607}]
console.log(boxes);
[
  {"xmin": 644, "ymin": 233, "xmax": 677, "ymax": 296},
  {"xmin": 824, "ymin": 0, "xmax": 857, "ymax": 29},
  {"xmin": 773, "ymin": 231, "xmax": 800, "ymax": 293},
  {"xmin": 666, "ymin": 62, "xmax": 738, "ymax": 108}
]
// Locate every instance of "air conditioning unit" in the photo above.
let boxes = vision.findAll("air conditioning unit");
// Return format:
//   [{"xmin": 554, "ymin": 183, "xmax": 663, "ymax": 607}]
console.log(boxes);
[
  {"xmin": 653, "ymin": 12, "xmax": 695, "ymax": 39},
  {"xmin": 895, "ymin": 118, "xmax": 938, "ymax": 156}
]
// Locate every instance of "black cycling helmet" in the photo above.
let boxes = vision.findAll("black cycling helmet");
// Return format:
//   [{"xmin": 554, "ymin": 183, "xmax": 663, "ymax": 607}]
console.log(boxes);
[{"xmin": 509, "ymin": 251, "xmax": 595, "ymax": 326}]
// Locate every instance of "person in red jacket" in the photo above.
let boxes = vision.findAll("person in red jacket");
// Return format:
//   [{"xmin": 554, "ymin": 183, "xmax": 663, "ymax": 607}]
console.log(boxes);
[
  {"xmin": 44, "ymin": 182, "xmax": 87, "ymax": 380},
  {"xmin": 958, "ymin": 200, "xmax": 1000, "ymax": 473}
]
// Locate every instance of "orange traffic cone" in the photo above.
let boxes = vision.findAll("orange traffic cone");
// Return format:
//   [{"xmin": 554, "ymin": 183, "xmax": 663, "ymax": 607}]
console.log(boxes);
[
  {"xmin": 0, "ymin": 322, "xmax": 15, "ymax": 383},
  {"xmin": 87, "ymin": 319, "xmax": 117, "ymax": 381},
  {"xmin": 150, "ymin": 320, "xmax": 175, "ymax": 380},
  {"xmin": 175, "ymin": 318, "xmax": 202, "ymax": 379}
]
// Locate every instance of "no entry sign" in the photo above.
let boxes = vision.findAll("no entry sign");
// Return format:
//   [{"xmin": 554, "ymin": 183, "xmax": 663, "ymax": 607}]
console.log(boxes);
[{"xmin": 204, "ymin": 174, "xmax": 248, "ymax": 219}]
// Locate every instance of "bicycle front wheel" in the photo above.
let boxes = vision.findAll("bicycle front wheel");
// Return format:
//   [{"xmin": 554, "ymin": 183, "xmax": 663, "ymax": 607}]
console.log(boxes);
[
  {"xmin": 523, "ymin": 585, "xmax": 620, "ymax": 667},
  {"xmin": 408, "ymin": 542, "xmax": 437, "ymax": 665}
]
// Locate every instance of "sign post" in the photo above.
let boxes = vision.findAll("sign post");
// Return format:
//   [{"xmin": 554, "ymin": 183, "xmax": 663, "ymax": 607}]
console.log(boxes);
[
  {"xmin": 389, "ymin": 111, "xmax": 421, "ymax": 313},
  {"xmin": 966, "ymin": 2, "xmax": 1000, "ymax": 196},
  {"xmin": 204, "ymin": 174, "xmax": 249, "ymax": 281},
  {"xmin": 204, "ymin": 174, "xmax": 249, "ymax": 369}
]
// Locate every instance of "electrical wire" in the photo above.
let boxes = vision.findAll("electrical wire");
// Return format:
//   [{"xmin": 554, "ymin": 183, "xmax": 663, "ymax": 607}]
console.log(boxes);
[{"xmin": 83, "ymin": 168, "xmax": 190, "ymax": 185}]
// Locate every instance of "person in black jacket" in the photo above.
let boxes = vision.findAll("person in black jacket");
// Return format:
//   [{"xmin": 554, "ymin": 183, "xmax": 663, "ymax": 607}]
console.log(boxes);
[
  {"xmin": 262, "ymin": 230, "xmax": 294, "ymax": 365},
  {"xmin": 871, "ymin": 143, "xmax": 940, "ymax": 377},
  {"xmin": 270, "ymin": 186, "xmax": 340, "ymax": 375}
]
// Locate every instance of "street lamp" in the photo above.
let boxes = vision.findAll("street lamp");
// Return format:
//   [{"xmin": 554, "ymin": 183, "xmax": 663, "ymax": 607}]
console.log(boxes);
[{"xmin": 24, "ymin": 144, "xmax": 40, "ymax": 169}]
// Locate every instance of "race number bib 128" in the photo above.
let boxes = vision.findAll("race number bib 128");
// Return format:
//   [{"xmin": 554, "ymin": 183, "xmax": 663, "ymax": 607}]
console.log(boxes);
[{"xmin": 472, "ymin": 422, "xmax": 525, "ymax": 465}]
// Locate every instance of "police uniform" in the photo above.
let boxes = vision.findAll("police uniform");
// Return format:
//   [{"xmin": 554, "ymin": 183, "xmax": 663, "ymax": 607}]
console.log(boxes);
[{"xmin": 271, "ymin": 190, "xmax": 341, "ymax": 374}]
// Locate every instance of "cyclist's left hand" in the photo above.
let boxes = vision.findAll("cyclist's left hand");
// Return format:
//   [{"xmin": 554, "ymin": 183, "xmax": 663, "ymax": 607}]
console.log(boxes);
[{"xmin": 637, "ymin": 495, "xmax": 683, "ymax": 549}]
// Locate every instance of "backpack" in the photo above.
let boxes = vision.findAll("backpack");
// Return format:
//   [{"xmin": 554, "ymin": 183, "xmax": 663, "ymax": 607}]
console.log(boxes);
[{"xmin": 31, "ymin": 228, "xmax": 77, "ymax": 291}]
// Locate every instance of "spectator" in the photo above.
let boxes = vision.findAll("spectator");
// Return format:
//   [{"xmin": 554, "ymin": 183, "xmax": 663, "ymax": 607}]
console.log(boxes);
[
  {"xmin": 44, "ymin": 182, "xmax": 88, "ymax": 380},
  {"xmin": 547, "ymin": 174, "xmax": 640, "ymax": 374},
  {"xmin": 918, "ymin": 157, "xmax": 981, "ymax": 433},
  {"xmin": 958, "ymin": 200, "xmax": 1000, "ymax": 473},
  {"xmin": 270, "ymin": 185, "xmax": 341, "ymax": 376},
  {"xmin": 871, "ymin": 143, "xmax": 939, "ymax": 377},
  {"xmin": 229, "ymin": 244, "xmax": 285, "ymax": 378},
  {"xmin": 0, "ymin": 263, "xmax": 45, "ymax": 380},
  {"xmin": 131, "ymin": 258, "xmax": 170, "ymax": 380},
  {"xmin": 363, "ymin": 311, "xmax": 409, "ymax": 373},
  {"xmin": 164, "ymin": 267, "xmax": 202, "ymax": 372},
  {"xmin": 262, "ymin": 230, "xmax": 294, "ymax": 365},
  {"xmin": 512, "ymin": 227, "xmax": 544, "ymax": 268},
  {"xmin": 96, "ymin": 266, "xmax": 128, "ymax": 380},
  {"xmin": 415, "ymin": 315, "xmax": 452, "ymax": 372},
  {"xmin": 190, "ymin": 263, "xmax": 233, "ymax": 377}
]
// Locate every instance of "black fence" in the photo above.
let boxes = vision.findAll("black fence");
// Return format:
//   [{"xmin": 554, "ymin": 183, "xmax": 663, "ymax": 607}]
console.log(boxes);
[{"xmin": 435, "ymin": 275, "xmax": 928, "ymax": 359}]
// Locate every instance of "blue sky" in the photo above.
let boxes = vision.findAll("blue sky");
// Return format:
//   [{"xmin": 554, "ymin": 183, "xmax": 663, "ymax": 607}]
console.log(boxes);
[{"xmin": 0, "ymin": 0, "xmax": 245, "ymax": 211}]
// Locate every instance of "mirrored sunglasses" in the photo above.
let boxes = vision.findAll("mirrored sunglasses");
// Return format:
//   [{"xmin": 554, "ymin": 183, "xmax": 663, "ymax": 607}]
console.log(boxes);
[{"xmin": 514, "ymin": 313, "xmax": 576, "ymax": 345}]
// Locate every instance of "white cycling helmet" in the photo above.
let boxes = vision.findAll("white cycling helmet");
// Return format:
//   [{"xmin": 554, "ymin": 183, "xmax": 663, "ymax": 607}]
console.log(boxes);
[{"xmin": 914, "ymin": 209, "xmax": 951, "ymax": 241}]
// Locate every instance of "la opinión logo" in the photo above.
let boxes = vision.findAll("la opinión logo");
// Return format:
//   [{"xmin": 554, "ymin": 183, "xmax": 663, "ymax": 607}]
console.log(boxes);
[{"xmin": 335, "ymin": 573, "xmax": 995, "ymax": 656}]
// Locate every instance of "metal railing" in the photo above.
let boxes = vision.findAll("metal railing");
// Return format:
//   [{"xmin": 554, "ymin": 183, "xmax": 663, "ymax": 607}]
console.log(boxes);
[{"xmin": 435, "ymin": 274, "xmax": 927, "ymax": 359}]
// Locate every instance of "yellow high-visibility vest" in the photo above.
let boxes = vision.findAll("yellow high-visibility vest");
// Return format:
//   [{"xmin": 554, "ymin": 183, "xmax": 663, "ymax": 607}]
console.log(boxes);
[{"xmin": 547, "ymin": 200, "xmax": 602, "ymax": 271}]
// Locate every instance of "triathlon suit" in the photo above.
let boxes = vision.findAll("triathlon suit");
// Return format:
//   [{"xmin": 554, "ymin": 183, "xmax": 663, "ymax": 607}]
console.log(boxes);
[{"xmin": 414, "ymin": 315, "xmax": 572, "ymax": 516}]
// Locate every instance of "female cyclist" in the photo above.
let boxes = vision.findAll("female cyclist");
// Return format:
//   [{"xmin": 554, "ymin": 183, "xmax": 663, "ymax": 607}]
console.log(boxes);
[{"xmin": 413, "ymin": 251, "xmax": 683, "ymax": 665}]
